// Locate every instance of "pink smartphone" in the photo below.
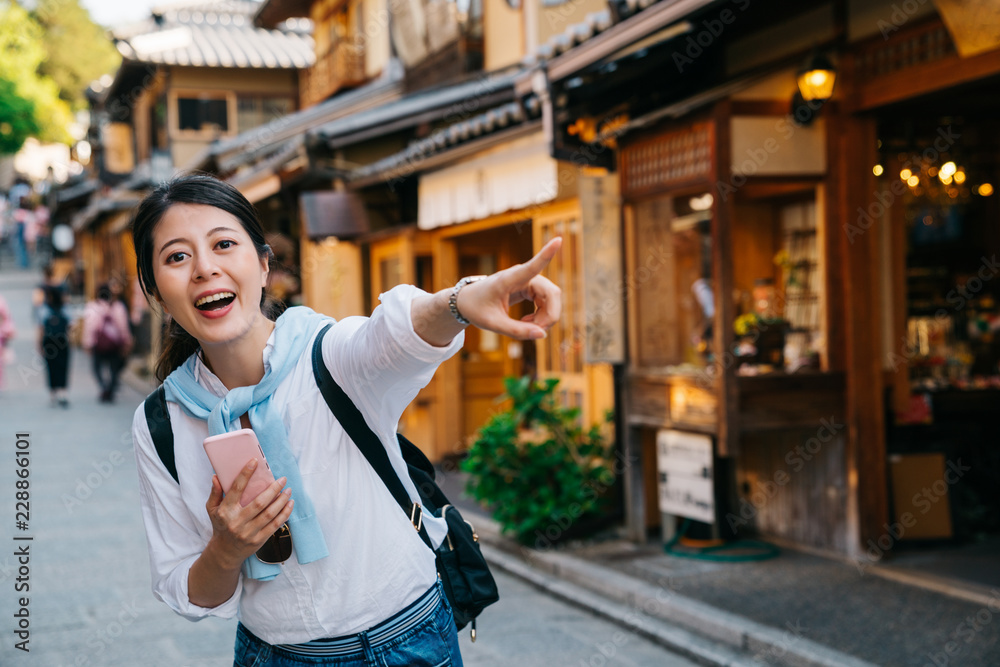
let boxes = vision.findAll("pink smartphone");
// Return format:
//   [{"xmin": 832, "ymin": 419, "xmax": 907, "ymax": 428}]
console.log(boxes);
[{"xmin": 203, "ymin": 429, "xmax": 276, "ymax": 507}]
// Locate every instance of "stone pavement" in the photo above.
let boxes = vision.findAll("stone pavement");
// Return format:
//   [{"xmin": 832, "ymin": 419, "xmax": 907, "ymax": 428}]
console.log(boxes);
[{"xmin": 438, "ymin": 469, "xmax": 1000, "ymax": 667}]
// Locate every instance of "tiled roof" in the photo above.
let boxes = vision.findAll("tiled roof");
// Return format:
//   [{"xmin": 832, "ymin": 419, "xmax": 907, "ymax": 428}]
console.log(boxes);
[
  {"xmin": 112, "ymin": 0, "xmax": 314, "ymax": 69},
  {"xmin": 189, "ymin": 74, "xmax": 403, "ymax": 174},
  {"xmin": 347, "ymin": 97, "xmax": 541, "ymax": 185},
  {"xmin": 311, "ymin": 72, "xmax": 518, "ymax": 145}
]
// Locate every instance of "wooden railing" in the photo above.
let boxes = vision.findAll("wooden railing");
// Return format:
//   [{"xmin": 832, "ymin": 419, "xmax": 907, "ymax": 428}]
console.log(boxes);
[{"xmin": 300, "ymin": 40, "xmax": 367, "ymax": 107}]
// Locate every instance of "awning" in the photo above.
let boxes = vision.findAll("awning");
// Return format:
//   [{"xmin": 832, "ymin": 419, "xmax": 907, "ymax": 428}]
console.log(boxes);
[
  {"xmin": 514, "ymin": 0, "xmax": 719, "ymax": 93},
  {"xmin": 71, "ymin": 196, "xmax": 141, "ymax": 232},
  {"xmin": 348, "ymin": 98, "xmax": 540, "ymax": 188},
  {"xmin": 418, "ymin": 132, "xmax": 558, "ymax": 230},
  {"xmin": 310, "ymin": 72, "xmax": 518, "ymax": 149}
]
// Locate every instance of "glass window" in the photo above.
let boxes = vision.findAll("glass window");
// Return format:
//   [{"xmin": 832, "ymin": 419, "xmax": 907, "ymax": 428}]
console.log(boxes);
[
  {"xmin": 177, "ymin": 97, "xmax": 228, "ymax": 132},
  {"xmin": 237, "ymin": 97, "xmax": 294, "ymax": 133}
]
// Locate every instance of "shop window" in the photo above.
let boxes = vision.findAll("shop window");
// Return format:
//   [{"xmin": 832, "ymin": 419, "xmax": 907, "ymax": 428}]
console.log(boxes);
[
  {"xmin": 731, "ymin": 190, "xmax": 825, "ymax": 373},
  {"xmin": 237, "ymin": 97, "xmax": 294, "ymax": 133},
  {"xmin": 177, "ymin": 96, "xmax": 228, "ymax": 133},
  {"xmin": 629, "ymin": 192, "xmax": 714, "ymax": 370}
]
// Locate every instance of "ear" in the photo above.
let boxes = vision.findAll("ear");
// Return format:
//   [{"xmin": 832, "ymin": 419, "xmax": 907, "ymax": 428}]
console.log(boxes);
[
  {"xmin": 260, "ymin": 254, "xmax": 270, "ymax": 288},
  {"xmin": 154, "ymin": 292, "xmax": 169, "ymax": 316}
]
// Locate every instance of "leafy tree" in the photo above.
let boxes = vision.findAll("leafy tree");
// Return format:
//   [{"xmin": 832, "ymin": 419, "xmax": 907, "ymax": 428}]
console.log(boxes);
[
  {"xmin": 33, "ymin": 0, "xmax": 120, "ymax": 110},
  {"xmin": 0, "ymin": 76, "xmax": 41, "ymax": 154},
  {"xmin": 0, "ymin": 1, "xmax": 73, "ymax": 146}
]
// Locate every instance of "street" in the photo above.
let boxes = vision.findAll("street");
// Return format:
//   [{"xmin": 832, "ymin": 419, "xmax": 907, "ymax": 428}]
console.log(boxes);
[{"xmin": 0, "ymin": 267, "xmax": 697, "ymax": 667}]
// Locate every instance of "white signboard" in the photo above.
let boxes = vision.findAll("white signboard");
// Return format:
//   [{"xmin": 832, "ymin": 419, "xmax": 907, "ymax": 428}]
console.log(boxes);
[{"xmin": 656, "ymin": 430, "xmax": 715, "ymax": 524}]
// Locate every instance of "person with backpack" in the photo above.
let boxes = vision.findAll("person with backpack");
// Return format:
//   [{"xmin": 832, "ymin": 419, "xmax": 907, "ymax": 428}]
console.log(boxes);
[
  {"xmin": 37, "ymin": 284, "xmax": 72, "ymax": 407},
  {"xmin": 82, "ymin": 282, "xmax": 133, "ymax": 403},
  {"xmin": 128, "ymin": 174, "xmax": 561, "ymax": 666}
]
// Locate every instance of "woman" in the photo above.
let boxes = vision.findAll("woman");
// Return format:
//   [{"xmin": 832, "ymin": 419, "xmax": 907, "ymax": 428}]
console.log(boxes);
[
  {"xmin": 82, "ymin": 283, "xmax": 133, "ymax": 403},
  {"xmin": 0, "ymin": 292, "xmax": 16, "ymax": 390},
  {"xmin": 37, "ymin": 284, "xmax": 72, "ymax": 407},
  {"xmin": 129, "ymin": 174, "xmax": 561, "ymax": 666}
]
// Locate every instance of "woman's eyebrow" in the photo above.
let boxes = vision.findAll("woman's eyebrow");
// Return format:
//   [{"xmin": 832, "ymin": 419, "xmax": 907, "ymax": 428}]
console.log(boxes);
[{"xmin": 158, "ymin": 227, "xmax": 239, "ymax": 256}]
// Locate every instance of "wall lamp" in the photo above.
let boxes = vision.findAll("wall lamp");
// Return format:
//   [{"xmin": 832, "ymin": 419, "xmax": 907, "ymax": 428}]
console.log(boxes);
[{"xmin": 791, "ymin": 51, "xmax": 837, "ymax": 126}]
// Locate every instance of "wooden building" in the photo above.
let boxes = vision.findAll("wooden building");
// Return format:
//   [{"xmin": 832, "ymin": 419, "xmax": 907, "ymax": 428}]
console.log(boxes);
[
  {"xmin": 521, "ymin": 0, "xmax": 1000, "ymax": 560},
  {"xmin": 71, "ymin": 0, "xmax": 314, "ymax": 303}
]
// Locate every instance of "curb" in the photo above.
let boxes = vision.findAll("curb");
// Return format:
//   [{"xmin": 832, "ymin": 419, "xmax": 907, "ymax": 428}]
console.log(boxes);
[{"xmin": 471, "ymin": 512, "xmax": 878, "ymax": 667}]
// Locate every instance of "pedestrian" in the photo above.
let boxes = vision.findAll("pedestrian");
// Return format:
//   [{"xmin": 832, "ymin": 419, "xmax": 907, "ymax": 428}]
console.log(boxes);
[
  {"xmin": 82, "ymin": 282, "xmax": 133, "ymax": 403},
  {"xmin": 37, "ymin": 285, "xmax": 72, "ymax": 407},
  {"xmin": 0, "ymin": 292, "xmax": 16, "ymax": 391},
  {"xmin": 8, "ymin": 178, "xmax": 32, "ymax": 269},
  {"xmin": 32, "ymin": 263, "xmax": 66, "ymax": 323},
  {"xmin": 129, "ymin": 174, "xmax": 562, "ymax": 667}
]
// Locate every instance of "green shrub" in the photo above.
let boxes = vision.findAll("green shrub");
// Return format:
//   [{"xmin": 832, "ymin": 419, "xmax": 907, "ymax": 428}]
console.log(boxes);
[{"xmin": 461, "ymin": 376, "xmax": 616, "ymax": 545}]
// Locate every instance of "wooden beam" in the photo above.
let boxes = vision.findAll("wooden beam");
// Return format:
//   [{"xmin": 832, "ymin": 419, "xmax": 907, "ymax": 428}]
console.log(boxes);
[
  {"xmin": 838, "ymin": 113, "xmax": 889, "ymax": 559},
  {"xmin": 712, "ymin": 100, "xmax": 738, "ymax": 458},
  {"xmin": 846, "ymin": 26, "xmax": 1000, "ymax": 112},
  {"xmin": 823, "ymin": 110, "xmax": 845, "ymax": 372}
]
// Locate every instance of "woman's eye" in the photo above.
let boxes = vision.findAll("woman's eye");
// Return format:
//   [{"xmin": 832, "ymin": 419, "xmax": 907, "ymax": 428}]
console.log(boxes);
[
  {"xmin": 217, "ymin": 240, "xmax": 235, "ymax": 250},
  {"xmin": 166, "ymin": 252, "xmax": 187, "ymax": 264}
]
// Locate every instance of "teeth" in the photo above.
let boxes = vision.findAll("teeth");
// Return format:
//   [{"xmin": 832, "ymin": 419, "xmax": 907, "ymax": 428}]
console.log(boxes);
[{"xmin": 195, "ymin": 292, "xmax": 235, "ymax": 307}]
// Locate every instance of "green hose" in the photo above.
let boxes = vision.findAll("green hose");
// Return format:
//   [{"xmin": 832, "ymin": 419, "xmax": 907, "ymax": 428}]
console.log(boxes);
[{"xmin": 663, "ymin": 519, "xmax": 780, "ymax": 562}]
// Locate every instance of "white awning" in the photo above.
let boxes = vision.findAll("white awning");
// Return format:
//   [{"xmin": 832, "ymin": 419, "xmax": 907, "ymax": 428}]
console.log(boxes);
[{"xmin": 417, "ymin": 133, "xmax": 558, "ymax": 230}]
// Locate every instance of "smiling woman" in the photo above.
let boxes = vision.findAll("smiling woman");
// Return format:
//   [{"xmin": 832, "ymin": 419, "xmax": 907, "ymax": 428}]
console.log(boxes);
[
  {"xmin": 132, "ymin": 177, "xmax": 283, "ymax": 385},
  {"xmin": 127, "ymin": 173, "xmax": 563, "ymax": 667}
]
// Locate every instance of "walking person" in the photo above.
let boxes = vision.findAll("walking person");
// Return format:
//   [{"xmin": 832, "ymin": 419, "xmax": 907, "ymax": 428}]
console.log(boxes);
[
  {"xmin": 82, "ymin": 283, "xmax": 133, "ymax": 403},
  {"xmin": 129, "ymin": 174, "xmax": 562, "ymax": 667},
  {"xmin": 0, "ymin": 292, "xmax": 16, "ymax": 391},
  {"xmin": 37, "ymin": 285, "xmax": 72, "ymax": 407}
]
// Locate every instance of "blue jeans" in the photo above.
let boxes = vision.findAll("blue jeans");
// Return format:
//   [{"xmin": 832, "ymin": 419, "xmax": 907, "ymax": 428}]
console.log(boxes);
[{"xmin": 233, "ymin": 582, "xmax": 463, "ymax": 667}]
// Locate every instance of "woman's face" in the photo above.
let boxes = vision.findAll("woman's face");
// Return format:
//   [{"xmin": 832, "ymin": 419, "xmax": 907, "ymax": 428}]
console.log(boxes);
[{"xmin": 151, "ymin": 203, "xmax": 270, "ymax": 347}]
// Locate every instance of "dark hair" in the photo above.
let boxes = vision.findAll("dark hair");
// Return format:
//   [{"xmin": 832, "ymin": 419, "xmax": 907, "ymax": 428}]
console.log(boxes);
[
  {"xmin": 44, "ymin": 285, "xmax": 64, "ymax": 311},
  {"xmin": 130, "ymin": 173, "xmax": 282, "ymax": 382}
]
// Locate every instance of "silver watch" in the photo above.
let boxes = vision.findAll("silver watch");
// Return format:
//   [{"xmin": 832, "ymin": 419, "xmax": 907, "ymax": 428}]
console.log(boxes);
[{"xmin": 449, "ymin": 275, "xmax": 486, "ymax": 325}]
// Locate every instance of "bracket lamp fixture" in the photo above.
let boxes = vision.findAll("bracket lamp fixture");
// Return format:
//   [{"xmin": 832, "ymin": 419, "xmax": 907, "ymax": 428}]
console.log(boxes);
[{"xmin": 791, "ymin": 50, "xmax": 837, "ymax": 126}]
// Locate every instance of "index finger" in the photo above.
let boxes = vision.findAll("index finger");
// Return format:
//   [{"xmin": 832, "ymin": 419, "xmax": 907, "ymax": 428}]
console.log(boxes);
[
  {"xmin": 224, "ymin": 458, "xmax": 258, "ymax": 503},
  {"xmin": 507, "ymin": 237, "xmax": 563, "ymax": 283}
]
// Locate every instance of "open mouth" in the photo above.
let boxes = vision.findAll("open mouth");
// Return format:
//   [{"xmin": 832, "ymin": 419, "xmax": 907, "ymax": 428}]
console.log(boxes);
[{"xmin": 195, "ymin": 292, "xmax": 236, "ymax": 311}]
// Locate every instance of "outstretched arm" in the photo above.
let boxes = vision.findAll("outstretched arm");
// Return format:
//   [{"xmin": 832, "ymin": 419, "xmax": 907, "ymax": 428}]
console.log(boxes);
[{"xmin": 410, "ymin": 237, "xmax": 563, "ymax": 347}]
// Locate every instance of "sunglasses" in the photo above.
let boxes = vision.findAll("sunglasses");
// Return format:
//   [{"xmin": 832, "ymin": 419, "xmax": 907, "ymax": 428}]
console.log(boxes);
[{"xmin": 255, "ymin": 523, "xmax": 293, "ymax": 564}]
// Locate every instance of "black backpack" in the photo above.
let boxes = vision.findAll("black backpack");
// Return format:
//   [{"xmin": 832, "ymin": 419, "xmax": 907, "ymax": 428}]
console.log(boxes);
[
  {"xmin": 143, "ymin": 322, "xmax": 499, "ymax": 637},
  {"xmin": 42, "ymin": 308, "xmax": 68, "ymax": 339}
]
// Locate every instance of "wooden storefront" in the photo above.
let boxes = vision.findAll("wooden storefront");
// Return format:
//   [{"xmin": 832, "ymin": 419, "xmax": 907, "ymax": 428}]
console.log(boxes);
[{"xmin": 618, "ymin": 95, "xmax": 851, "ymax": 553}]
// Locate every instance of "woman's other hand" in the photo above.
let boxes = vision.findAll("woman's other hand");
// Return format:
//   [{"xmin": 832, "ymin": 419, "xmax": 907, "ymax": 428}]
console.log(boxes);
[{"xmin": 188, "ymin": 460, "xmax": 295, "ymax": 607}]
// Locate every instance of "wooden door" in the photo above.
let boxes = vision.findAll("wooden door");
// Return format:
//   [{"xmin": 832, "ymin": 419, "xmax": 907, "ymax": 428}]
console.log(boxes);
[{"xmin": 456, "ymin": 227, "xmax": 534, "ymax": 439}]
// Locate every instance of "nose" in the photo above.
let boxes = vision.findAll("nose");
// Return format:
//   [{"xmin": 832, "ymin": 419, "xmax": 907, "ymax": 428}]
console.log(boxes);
[{"xmin": 192, "ymin": 252, "xmax": 221, "ymax": 281}]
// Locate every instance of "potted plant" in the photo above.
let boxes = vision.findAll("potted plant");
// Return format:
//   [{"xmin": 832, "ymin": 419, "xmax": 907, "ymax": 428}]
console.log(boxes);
[{"xmin": 462, "ymin": 376, "xmax": 617, "ymax": 547}]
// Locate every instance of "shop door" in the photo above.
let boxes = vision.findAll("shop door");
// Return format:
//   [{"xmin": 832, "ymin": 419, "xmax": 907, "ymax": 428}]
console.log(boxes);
[{"xmin": 457, "ymin": 229, "xmax": 533, "ymax": 439}]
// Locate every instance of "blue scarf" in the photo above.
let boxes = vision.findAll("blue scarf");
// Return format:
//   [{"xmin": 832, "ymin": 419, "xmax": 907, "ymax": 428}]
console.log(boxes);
[{"xmin": 163, "ymin": 306, "xmax": 331, "ymax": 581}]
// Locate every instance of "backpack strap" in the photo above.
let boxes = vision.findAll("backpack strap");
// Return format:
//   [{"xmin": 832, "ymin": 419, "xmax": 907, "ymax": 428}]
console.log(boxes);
[
  {"xmin": 144, "ymin": 385, "xmax": 178, "ymax": 484},
  {"xmin": 310, "ymin": 323, "xmax": 435, "ymax": 550}
]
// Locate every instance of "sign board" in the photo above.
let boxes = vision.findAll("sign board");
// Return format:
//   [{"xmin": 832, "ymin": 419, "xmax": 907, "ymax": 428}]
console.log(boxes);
[
  {"xmin": 656, "ymin": 429, "xmax": 714, "ymax": 524},
  {"xmin": 579, "ymin": 171, "xmax": 625, "ymax": 364}
]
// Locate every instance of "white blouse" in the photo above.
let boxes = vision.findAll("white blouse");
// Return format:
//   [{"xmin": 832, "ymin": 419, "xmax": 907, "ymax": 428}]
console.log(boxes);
[{"xmin": 131, "ymin": 285, "xmax": 464, "ymax": 644}]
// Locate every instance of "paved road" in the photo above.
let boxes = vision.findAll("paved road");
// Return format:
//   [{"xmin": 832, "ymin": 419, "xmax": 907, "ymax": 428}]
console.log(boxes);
[{"xmin": 0, "ymin": 267, "xmax": 697, "ymax": 666}]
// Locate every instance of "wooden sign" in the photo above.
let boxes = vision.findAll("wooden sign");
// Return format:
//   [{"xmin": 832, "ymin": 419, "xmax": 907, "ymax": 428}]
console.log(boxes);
[
  {"xmin": 579, "ymin": 172, "xmax": 625, "ymax": 364},
  {"xmin": 656, "ymin": 429, "xmax": 715, "ymax": 524}
]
